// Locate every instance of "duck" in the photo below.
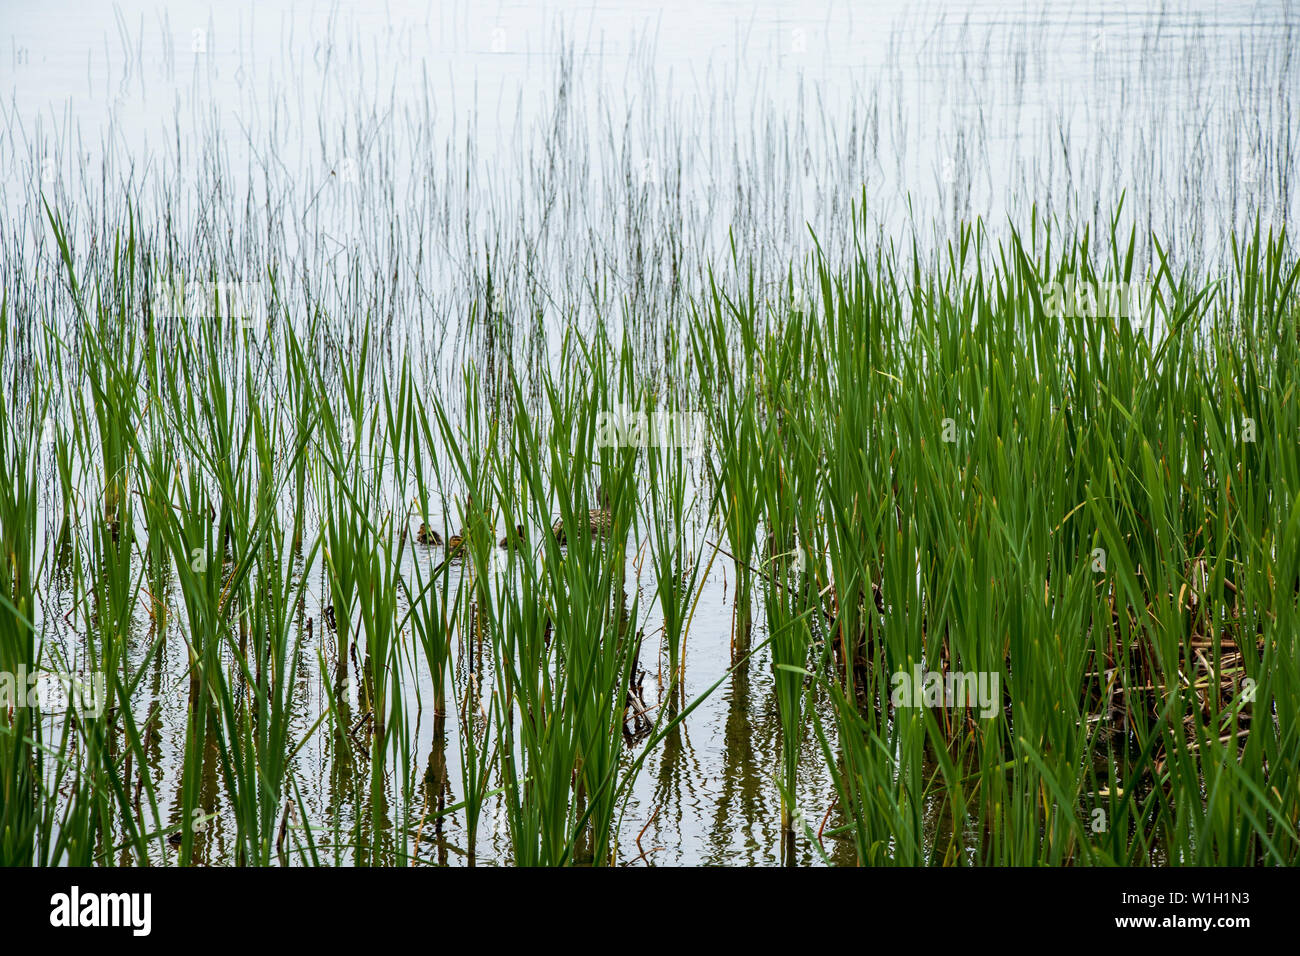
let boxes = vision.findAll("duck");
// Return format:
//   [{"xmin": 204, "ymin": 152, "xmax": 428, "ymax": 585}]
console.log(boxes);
[
  {"xmin": 552, "ymin": 485, "xmax": 613, "ymax": 545},
  {"xmin": 499, "ymin": 525, "xmax": 526, "ymax": 548},
  {"xmin": 416, "ymin": 522, "xmax": 442, "ymax": 546},
  {"xmin": 447, "ymin": 494, "xmax": 495, "ymax": 554}
]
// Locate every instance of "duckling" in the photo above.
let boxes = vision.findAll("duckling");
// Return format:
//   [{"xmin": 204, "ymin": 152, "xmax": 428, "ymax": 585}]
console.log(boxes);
[
  {"xmin": 499, "ymin": 524, "xmax": 526, "ymax": 548},
  {"xmin": 447, "ymin": 518, "xmax": 480, "ymax": 554},
  {"xmin": 444, "ymin": 494, "xmax": 494, "ymax": 555},
  {"xmin": 416, "ymin": 522, "xmax": 442, "ymax": 546},
  {"xmin": 590, "ymin": 497, "xmax": 614, "ymax": 534},
  {"xmin": 552, "ymin": 485, "xmax": 613, "ymax": 545}
]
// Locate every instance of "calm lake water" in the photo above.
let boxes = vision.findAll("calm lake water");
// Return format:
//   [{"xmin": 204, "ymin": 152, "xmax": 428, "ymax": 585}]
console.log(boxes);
[
  {"xmin": 4, "ymin": 0, "xmax": 1296, "ymax": 864},
  {"xmin": 6, "ymin": 0, "xmax": 1293, "ymax": 261}
]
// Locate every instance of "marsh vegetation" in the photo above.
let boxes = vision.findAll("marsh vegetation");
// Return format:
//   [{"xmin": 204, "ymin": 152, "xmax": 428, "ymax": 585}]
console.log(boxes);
[{"xmin": 2, "ymin": 1, "xmax": 1297, "ymax": 866}]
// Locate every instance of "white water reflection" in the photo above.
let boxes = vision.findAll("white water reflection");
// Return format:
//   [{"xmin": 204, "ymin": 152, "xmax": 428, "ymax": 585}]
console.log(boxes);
[{"xmin": 5, "ymin": 2, "xmax": 1294, "ymax": 303}]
